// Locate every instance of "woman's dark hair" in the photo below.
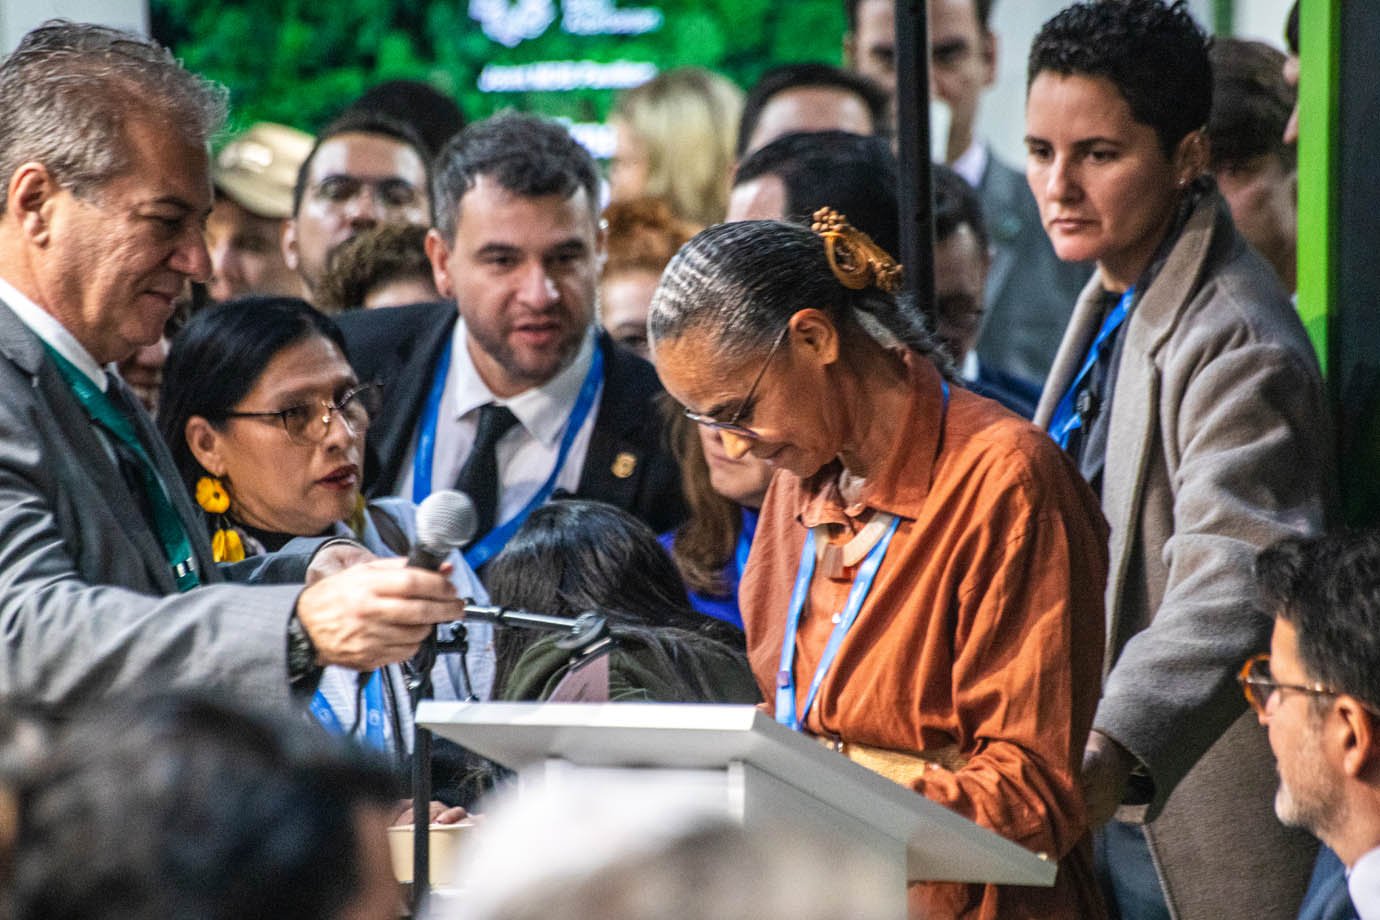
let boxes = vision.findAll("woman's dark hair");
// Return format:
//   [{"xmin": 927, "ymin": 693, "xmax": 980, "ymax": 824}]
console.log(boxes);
[
  {"xmin": 664, "ymin": 403, "xmax": 742, "ymax": 598},
  {"xmin": 647, "ymin": 219, "xmax": 946, "ymax": 366},
  {"xmin": 1027, "ymin": 0, "xmax": 1212, "ymax": 156},
  {"xmin": 156, "ymin": 296, "xmax": 350, "ymax": 494},
  {"xmin": 483, "ymin": 500, "xmax": 744, "ymax": 695}
]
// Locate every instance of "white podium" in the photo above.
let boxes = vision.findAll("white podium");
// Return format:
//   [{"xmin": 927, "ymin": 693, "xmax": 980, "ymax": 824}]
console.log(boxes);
[{"xmin": 419, "ymin": 701, "xmax": 1055, "ymax": 912}]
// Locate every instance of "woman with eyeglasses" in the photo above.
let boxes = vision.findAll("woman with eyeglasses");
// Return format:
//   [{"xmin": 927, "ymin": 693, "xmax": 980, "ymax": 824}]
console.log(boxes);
[
  {"xmin": 648, "ymin": 212, "xmax": 1111, "ymax": 919},
  {"xmin": 157, "ymin": 296, "xmax": 495, "ymax": 766}
]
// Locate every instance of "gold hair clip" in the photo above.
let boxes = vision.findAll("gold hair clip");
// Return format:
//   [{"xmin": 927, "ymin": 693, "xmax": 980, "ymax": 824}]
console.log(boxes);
[{"xmin": 810, "ymin": 207, "xmax": 904, "ymax": 294}]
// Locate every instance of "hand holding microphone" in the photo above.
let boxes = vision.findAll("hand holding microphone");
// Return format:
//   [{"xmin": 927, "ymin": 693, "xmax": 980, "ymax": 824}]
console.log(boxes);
[{"xmin": 292, "ymin": 491, "xmax": 478, "ymax": 671}]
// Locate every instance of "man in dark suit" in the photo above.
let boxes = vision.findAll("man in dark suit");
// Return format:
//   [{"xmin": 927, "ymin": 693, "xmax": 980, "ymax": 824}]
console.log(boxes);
[
  {"xmin": 1252, "ymin": 533, "xmax": 1380, "ymax": 920},
  {"xmin": 0, "ymin": 21, "xmax": 463, "ymax": 708},
  {"xmin": 339, "ymin": 113, "xmax": 683, "ymax": 565},
  {"xmin": 844, "ymin": 0, "xmax": 1091, "ymax": 384}
]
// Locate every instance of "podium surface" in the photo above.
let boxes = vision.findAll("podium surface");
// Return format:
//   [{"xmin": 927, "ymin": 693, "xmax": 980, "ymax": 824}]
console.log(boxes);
[{"xmin": 419, "ymin": 701, "xmax": 1056, "ymax": 888}]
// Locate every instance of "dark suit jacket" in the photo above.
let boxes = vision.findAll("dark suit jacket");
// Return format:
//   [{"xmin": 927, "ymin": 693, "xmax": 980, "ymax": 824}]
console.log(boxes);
[
  {"xmin": 1297, "ymin": 848, "xmax": 1358, "ymax": 920},
  {"xmin": 338, "ymin": 301, "xmax": 686, "ymax": 534},
  {"xmin": 976, "ymin": 153, "xmax": 1093, "ymax": 385}
]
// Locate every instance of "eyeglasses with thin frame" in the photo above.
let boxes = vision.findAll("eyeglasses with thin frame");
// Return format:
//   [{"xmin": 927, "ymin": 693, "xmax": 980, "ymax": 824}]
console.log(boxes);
[
  {"xmin": 682, "ymin": 326, "xmax": 788, "ymax": 441},
  {"xmin": 1237, "ymin": 653, "xmax": 1339, "ymax": 717},
  {"xmin": 223, "ymin": 381, "xmax": 383, "ymax": 445}
]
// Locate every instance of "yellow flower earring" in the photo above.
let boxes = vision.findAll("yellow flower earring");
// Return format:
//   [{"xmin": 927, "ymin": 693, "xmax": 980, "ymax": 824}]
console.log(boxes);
[{"xmin": 195, "ymin": 475, "xmax": 244, "ymax": 563}]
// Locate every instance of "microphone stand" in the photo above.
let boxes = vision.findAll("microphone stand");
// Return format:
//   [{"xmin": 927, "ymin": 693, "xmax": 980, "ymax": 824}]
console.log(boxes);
[{"xmin": 407, "ymin": 606, "xmax": 611, "ymax": 915}]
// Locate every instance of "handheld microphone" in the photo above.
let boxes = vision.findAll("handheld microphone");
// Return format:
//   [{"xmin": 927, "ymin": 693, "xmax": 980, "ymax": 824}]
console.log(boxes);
[
  {"xmin": 407, "ymin": 490, "xmax": 478, "ymax": 570},
  {"xmin": 405, "ymin": 489, "xmax": 477, "ymax": 911}
]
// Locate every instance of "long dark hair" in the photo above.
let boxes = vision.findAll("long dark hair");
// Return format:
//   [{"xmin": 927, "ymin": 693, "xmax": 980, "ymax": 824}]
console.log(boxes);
[
  {"xmin": 483, "ymin": 500, "xmax": 746, "ymax": 697},
  {"xmin": 156, "ymin": 296, "xmax": 350, "ymax": 495}
]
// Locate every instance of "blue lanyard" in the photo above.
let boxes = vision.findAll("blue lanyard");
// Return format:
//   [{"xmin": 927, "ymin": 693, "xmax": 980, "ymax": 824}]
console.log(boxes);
[
  {"xmin": 774, "ymin": 379, "xmax": 947, "ymax": 733},
  {"xmin": 775, "ymin": 514, "xmax": 901, "ymax": 732},
  {"xmin": 411, "ymin": 334, "xmax": 605, "ymax": 569},
  {"xmin": 1049, "ymin": 286, "xmax": 1136, "ymax": 450},
  {"xmin": 311, "ymin": 670, "xmax": 387, "ymax": 751}
]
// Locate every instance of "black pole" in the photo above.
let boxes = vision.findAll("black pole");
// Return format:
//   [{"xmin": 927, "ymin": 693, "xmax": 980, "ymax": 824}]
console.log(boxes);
[
  {"xmin": 410, "ymin": 641, "xmax": 436, "ymax": 917},
  {"xmin": 895, "ymin": 0, "xmax": 936, "ymax": 311}
]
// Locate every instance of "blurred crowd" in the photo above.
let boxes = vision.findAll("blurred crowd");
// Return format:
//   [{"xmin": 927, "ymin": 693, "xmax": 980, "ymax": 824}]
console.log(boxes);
[{"xmin": 2, "ymin": 1, "xmax": 1373, "ymax": 919}]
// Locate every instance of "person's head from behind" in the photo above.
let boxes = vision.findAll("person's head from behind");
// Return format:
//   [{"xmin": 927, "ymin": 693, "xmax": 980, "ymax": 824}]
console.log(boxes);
[
  {"xmin": 737, "ymin": 63, "xmax": 888, "ymax": 157},
  {"xmin": 209, "ymin": 122, "xmax": 314, "ymax": 303},
  {"xmin": 449, "ymin": 778, "xmax": 898, "ymax": 920},
  {"xmin": 649, "ymin": 219, "xmax": 943, "ymax": 481},
  {"xmin": 317, "ymin": 222, "xmax": 439, "ymax": 313},
  {"xmin": 728, "ymin": 130, "xmax": 900, "ymax": 259},
  {"xmin": 1208, "ymin": 38, "xmax": 1297, "ymax": 293},
  {"xmin": 7, "ymin": 693, "xmax": 400, "ymax": 920},
  {"xmin": 598, "ymin": 197, "xmax": 693, "ymax": 359},
  {"xmin": 1024, "ymin": 0, "xmax": 1212, "ymax": 292},
  {"xmin": 609, "ymin": 68, "xmax": 744, "ymax": 227},
  {"xmin": 283, "ymin": 110, "xmax": 431, "ymax": 296},
  {"xmin": 158, "ymin": 297, "xmax": 379, "ymax": 539},
  {"xmin": 426, "ymin": 112, "xmax": 605, "ymax": 399},
  {"xmin": 1251, "ymin": 532, "xmax": 1380, "ymax": 865},
  {"xmin": 0, "ymin": 20, "xmax": 225, "ymax": 365},
  {"xmin": 931, "ymin": 163, "xmax": 991, "ymax": 364},
  {"xmin": 485, "ymin": 499, "xmax": 696, "ymax": 628}
]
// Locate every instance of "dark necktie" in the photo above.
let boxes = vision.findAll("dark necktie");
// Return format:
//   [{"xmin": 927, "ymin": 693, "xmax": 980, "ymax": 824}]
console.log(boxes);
[{"xmin": 454, "ymin": 403, "xmax": 520, "ymax": 539}]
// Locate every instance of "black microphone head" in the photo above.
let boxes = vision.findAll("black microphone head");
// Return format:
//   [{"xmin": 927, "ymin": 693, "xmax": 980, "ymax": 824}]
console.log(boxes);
[{"xmin": 415, "ymin": 490, "xmax": 479, "ymax": 556}]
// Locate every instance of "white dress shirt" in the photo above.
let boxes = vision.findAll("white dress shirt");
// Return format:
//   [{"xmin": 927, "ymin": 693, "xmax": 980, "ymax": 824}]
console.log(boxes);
[
  {"xmin": 395, "ymin": 321, "xmax": 602, "ymax": 526},
  {"xmin": 1350, "ymin": 846, "xmax": 1380, "ymax": 919},
  {"xmin": 0, "ymin": 275, "xmax": 108, "ymax": 390},
  {"xmin": 951, "ymin": 140, "xmax": 990, "ymax": 192}
]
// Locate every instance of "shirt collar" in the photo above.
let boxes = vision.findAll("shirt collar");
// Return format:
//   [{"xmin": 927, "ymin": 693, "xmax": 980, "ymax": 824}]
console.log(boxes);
[
  {"xmin": 951, "ymin": 140, "xmax": 988, "ymax": 190},
  {"xmin": 794, "ymin": 357, "xmax": 946, "ymax": 529},
  {"xmin": 1349, "ymin": 846, "xmax": 1380, "ymax": 915},
  {"xmin": 0, "ymin": 275, "xmax": 108, "ymax": 391},
  {"xmin": 449, "ymin": 321, "xmax": 597, "ymax": 447}
]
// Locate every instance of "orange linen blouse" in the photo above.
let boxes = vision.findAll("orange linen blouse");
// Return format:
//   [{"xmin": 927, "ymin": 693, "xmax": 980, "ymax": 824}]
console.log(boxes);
[{"xmin": 740, "ymin": 358, "xmax": 1110, "ymax": 920}]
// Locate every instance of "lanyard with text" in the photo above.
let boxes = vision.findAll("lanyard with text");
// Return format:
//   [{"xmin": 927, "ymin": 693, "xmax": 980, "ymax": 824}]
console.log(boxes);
[
  {"xmin": 311, "ymin": 670, "xmax": 387, "ymax": 751},
  {"xmin": 412, "ymin": 337, "xmax": 605, "ymax": 569},
  {"xmin": 774, "ymin": 380, "xmax": 948, "ymax": 733},
  {"xmin": 44, "ymin": 345, "xmax": 199, "ymax": 591},
  {"xmin": 1048, "ymin": 286, "xmax": 1136, "ymax": 450}
]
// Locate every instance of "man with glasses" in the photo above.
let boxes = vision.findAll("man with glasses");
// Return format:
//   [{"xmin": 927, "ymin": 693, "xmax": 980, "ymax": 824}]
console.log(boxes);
[
  {"xmin": 283, "ymin": 109, "xmax": 431, "ymax": 306},
  {"xmin": 0, "ymin": 21, "xmax": 465, "ymax": 708},
  {"xmin": 1246, "ymin": 531, "xmax": 1380, "ymax": 920}
]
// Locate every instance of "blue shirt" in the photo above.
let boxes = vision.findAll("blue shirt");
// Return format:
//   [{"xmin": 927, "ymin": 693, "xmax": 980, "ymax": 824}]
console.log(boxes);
[{"xmin": 660, "ymin": 507, "xmax": 758, "ymax": 631}]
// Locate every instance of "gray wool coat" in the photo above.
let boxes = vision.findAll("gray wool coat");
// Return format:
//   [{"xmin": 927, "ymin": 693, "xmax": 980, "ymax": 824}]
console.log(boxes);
[{"xmin": 1035, "ymin": 191, "xmax": 1333, "ymax": 920}]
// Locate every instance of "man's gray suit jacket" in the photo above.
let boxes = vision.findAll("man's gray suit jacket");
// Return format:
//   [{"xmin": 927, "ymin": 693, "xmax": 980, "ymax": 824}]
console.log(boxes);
[
  {"xmin": 0, "ymin": 299, "xmax": 305, "ymax": 708},
  {"xmin": 976, "ymin": 153, "xmax": 1093, "ymax": 385}
]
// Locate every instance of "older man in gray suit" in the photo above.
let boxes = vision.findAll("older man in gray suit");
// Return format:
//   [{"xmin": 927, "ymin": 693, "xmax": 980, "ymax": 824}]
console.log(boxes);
[{"xmin": 0, "ymin": 21, "xmax": 462, "ymax": 709}]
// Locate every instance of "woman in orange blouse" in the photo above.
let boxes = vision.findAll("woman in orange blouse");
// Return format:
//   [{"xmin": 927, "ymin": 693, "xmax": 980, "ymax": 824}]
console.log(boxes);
[{"xmin": 648, "ymin": 214, "xmax": 1110, "ymax": 920}]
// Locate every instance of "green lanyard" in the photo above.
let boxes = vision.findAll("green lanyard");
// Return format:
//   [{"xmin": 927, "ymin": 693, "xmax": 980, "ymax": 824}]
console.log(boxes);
[{"xmin": 43, "ymin": 345, "xmax": 200, "ymax": 592}]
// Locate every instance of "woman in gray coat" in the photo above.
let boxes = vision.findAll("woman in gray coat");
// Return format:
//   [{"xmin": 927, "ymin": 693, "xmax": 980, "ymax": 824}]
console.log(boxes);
[{"xmin": 1026, "ymin": 1, "xmax": 1333, "ymax": 918}]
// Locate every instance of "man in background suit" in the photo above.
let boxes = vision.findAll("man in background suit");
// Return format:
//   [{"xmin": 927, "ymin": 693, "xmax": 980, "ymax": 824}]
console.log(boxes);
[
  {"xmin": 844, "ymin": 0, "xmax": 1090, "ymax": 384},
  {"xmin": 1251, "ymin": 532, "xmax": 1380, "ymax": 920},
  {"xmin": 340, "ymin": 113, "xmax": 683, "ymax": 566},
  {"xmin": 0, "ymin": 20, "xmax": 462, "ymax": 708}
]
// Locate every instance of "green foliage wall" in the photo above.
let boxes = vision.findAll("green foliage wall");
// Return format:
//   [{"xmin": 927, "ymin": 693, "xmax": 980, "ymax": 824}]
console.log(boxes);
[{"xmin": 151, "ymin": 0, "xmax": 848, "ymax": 138}]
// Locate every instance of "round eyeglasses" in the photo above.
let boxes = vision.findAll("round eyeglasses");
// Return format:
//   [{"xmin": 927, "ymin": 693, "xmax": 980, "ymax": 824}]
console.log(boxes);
[{"xmin": 223, "ymin": 381, "xmax": 383, "ymax": 445}]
